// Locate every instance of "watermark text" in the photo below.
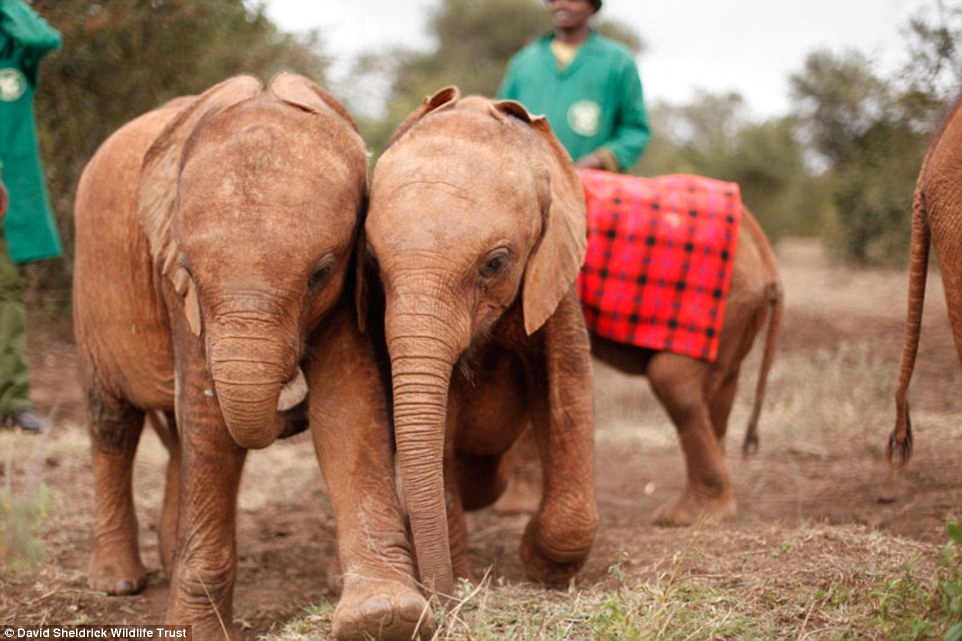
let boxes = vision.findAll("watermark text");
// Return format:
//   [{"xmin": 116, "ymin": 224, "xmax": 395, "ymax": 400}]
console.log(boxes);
[{"xmin": 2, "ymin": 626, "xmax": 190, "ymax": 639}]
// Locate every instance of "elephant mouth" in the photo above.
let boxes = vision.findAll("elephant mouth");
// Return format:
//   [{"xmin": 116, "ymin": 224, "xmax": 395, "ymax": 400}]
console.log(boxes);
[{"xmin": 276, "ymin": 366, "xmax": 307, "ymax": 412}]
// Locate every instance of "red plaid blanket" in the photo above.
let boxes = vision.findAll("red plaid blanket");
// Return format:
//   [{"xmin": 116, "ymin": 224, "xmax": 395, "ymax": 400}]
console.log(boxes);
[{"xmin": 576, "ymin": 169, "xmax": 742, "ymax": 362}]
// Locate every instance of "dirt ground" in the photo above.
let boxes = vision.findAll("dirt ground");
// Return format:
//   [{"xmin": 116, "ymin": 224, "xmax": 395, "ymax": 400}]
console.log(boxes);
[{"xmin": 1, "ymin": 237, "xmax": 961, "ymax": 637}]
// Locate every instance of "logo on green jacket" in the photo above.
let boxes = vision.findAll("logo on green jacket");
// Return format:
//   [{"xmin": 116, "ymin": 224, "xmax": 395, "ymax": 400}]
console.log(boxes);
[
  {"xmin": 0, "ymin": 67, "xmax": 27, "ymax": 102},
  {"xmin": 567, "ymin": 99, "xmax": 601, "ymax": 137}
]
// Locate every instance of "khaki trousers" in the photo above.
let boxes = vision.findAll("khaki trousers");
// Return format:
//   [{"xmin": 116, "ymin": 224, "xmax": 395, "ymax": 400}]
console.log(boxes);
[{"xmin": 0, "ymin": 232, "xmax": 31, "ymax": 415}]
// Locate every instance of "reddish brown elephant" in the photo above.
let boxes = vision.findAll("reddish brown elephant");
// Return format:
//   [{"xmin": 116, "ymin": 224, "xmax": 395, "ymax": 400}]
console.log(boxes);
[
  {"xmin": 890, "ymin": 95, "xmax": 962, "ymax": 466},
  {"xmin": 73, "ymin": 74, "xmax": 428, "ymax": 640},
  {"xmin": 361, "ymin": 88, "xmax": 598, "ymax": 598},
  {"xmin": 587, "ymin": 205, "xmax": 782, "ymax": 525},
  {"xmin": 497, "ymin": 204, "xmax": 783, "ymax": 526}
]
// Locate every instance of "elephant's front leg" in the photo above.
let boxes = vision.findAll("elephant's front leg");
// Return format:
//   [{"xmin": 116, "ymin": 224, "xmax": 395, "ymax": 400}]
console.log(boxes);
[
  {"xmin": 308, "ymin": 311, "xmax": 433, "ymax": 641},
  {"xmin": 165, "ymin": 383, "xmax": 247, "ymax": 639},
  {"xmin": 521, "ymin": 296, "xmax": 598, "ymax": 584},
  {"xmin": 647, "ymin": 353, "xmax": 736, "ymax": 526},
  {"xmin": 88, "ymin": 392, "xmax": 148, "ymax": 595}
]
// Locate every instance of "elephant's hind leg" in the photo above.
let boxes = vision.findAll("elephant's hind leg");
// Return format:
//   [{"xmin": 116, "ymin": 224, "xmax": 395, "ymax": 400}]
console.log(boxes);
[
  {"xmin": 489, "ymin": 428, "xmax": 542, "ymax": 515},
  {"xmin": 87, "ymin": 390, "xmax": 148, "ymax": 595},
  {"xmin": 457, "ymin": 451, "xmax": 510, "ymax": 511},
  {"xmin": 148, "ymin": 410, "xmax": 180, "ymax": 576},
  {"xmin": 647, "ymin": 354, "xmax": 736, "ymax": 526},
  {"xmin": 708, "ymin": 367, "xmax": 741, "ymax": 445}
]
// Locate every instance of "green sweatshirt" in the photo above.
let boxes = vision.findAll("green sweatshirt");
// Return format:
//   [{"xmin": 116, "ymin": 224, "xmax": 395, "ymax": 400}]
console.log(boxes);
[
  {"xmin": 0, "ymin": 0, "xmax": 62, "ymax": 263},
  {"xmin": 497, "ymin": 31, "xmax": 651, "ymax": 172}
]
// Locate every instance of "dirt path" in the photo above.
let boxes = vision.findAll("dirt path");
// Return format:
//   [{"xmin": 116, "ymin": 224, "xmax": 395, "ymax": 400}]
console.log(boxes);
[{"xmin": 2, "ymin": 238, "xmax": 960, "ymax": 636}]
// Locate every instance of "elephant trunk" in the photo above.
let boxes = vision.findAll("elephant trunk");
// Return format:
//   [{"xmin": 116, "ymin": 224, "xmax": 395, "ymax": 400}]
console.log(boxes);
[
  {"xmin": 207, "ymin": 322, "xmax": 301, "ymax": 450},
  {"xmin": 387, "ymin": 306, "xmax": 464, "ymax": 599}
]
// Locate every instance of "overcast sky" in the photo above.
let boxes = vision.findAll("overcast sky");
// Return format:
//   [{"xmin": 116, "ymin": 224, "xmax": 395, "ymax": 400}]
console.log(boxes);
[{"xmin": 266, "ymin": 0, "xmax": 935, "ymax": 118}]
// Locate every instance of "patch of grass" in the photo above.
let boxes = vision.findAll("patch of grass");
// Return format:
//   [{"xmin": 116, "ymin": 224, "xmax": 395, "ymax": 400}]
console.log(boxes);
[
  {"xmin": 255, "ymin": 602, "xmax": 335, "ymax": 641},
  {"xmin": 0, "ymin": 475, "xmax": 51, "ymax": 571},
  {"xmin": 941, "ymin": 522, "xmax": 962, "ymax": 641},
  {"xmin": 753, "ymin": 341, "xmax": 892, "ymax": 454},
  {"xmin": 0, "ymin": 432, "xmax": 53, "ymax": 572},
  {"xmin": 259, "ymin": 525, "xmax": 962, "ymax": 641}
]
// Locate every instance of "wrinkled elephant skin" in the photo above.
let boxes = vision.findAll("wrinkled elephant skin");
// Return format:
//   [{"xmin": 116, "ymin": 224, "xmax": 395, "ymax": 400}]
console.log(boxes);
[
  {"xmin": 73, "ymin": 74, "xmax": 428, "ymax": 640},
  {"xmin": 362, "ymin": 88, "xmax": 598, "ymax": 598}
]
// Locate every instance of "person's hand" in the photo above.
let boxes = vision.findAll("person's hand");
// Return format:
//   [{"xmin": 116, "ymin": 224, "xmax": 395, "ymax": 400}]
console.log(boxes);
[
  {"xmin": 0, "ymin": 180, "xmax": 7, "ymax": 222},
  {"xmin": 574, "ymin": 153, "xmax": 605, "ymax": 170}
]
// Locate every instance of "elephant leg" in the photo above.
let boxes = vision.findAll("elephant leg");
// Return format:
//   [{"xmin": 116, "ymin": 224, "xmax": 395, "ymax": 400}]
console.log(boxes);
[
  {"xmin": 308, "ymin": 310, "xmax": 432, "ymax": 641},
  {"xmin": 708, "ymin": 368, "xmax": 741, "ymax": 445},
  {"xmin": 456, "ymin": 452, "xmax": 508, "ymax": 511},
  {"xmin": 88, "ymin": 391, "xmax": 148, "ymax": 595},
  {"xmin": 520, "ymin": 400, "xmax": 596, "ymax": 584},
  {"xmin": 165, "ymin": 413, "xmax": 246, "ymax": 640},
  {"xmin": 647, "ymin": 353, "xmax": 735, "ymax": 526},
  {"xmin": 489, "ymin": 428, "xmax": 542, "ymax": 515},
  {"xmin": 149, "ymin": 410, "xmax": 180, "ymax": 576},
  {"xmin": 520, "ymin": 298, "xmax": 598, "ymax": 584}
]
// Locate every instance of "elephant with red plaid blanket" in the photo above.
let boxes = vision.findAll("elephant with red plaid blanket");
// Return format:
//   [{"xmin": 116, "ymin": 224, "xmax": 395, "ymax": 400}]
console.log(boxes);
[{"xmin": 497, "ymin": 173, "xmax": 783, "ymax": 527}]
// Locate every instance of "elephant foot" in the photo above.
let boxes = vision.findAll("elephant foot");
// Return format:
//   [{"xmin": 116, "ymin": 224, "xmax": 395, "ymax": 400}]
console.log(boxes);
[
  {"xmin": 333, "ymin": 579, "xmax": 434, "ymax": 641},
  {"xmin": 490, "ymin": 477, "xmax": 541, "ymax": 515},
  {"xmin": 519, "ymin": 518, "xmax": 592, "ymax": 585},
  {"xmin": 652, "ymin": 489, "xmax": 736, "ymax": 527},
  {"xmin": 88, "ymin": 547, "xmax": 148, "ymax": 595}
]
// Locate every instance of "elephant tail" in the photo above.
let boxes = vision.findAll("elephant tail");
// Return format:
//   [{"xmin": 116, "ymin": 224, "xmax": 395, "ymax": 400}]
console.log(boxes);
[
  {"xmin": 888, "ymin": 176, "xmax": 930, "ymax": 469},
  {"xmin": 741, "ymin": 209, "xmax": 783, "ymax": 458}
]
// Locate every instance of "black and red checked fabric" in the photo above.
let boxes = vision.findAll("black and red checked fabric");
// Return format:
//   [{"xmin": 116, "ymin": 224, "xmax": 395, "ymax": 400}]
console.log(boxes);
[{"xmin": 576, "ymin": 168, "xmax": 742, "ymax": 362}]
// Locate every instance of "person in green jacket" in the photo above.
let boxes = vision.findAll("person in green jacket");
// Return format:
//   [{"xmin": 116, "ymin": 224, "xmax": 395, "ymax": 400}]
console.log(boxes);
[
  {"xmin": 497, "ymin": 0, "xmax": 650, "ymax": 172},
  {"xmin": 0, "ymin": 0, "xmax": 62, "ymax": 432}
]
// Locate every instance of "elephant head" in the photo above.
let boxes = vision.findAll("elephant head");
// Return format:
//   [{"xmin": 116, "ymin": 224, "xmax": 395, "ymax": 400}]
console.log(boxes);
[
  {"xmin": 362, "ymin": 88, "xmax": 586, "ymax": 595},
  {"xmin": 139, "ymin": 74, "xmax": 367, "ymax": 450}
]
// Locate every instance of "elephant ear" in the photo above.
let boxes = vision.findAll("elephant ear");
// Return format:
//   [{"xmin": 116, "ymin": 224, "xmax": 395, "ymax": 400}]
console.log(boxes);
[
  {"xmin": 138, "ymin": 75, "xmax": 263, "ymax": 336},
  {"xmin": 269, "ymin": 72, "xmax": 360, "ymax": 132},
  {"xmin": 386, "ymin": 86, "xmax": 461, "ymax": 148},
  {"xmin": 494, "ymin": 100, "xmax": 587, "ymax": 335}
]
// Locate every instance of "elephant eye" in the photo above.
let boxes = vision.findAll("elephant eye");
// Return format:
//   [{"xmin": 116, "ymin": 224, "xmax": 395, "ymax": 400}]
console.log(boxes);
[
  {"xmin": 179, "ymin": 253, "xmax": 195, "ymax": 279},
  {"xmin": 479, "ymin": 249, "xmax": 510, "ymax": 279},
  {"xmin": 309, "ymin": 255, "xmax": 336, "ymax": 291}
]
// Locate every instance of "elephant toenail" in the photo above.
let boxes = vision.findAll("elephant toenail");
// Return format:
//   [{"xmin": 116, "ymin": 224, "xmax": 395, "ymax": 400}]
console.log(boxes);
[
  {"xmin": 362, "ymin": 597, "xmax": 393, "ymax": 624},
  {"xmin": 398, "ymin": 594, "xmax": 427, "ymax": 621}
]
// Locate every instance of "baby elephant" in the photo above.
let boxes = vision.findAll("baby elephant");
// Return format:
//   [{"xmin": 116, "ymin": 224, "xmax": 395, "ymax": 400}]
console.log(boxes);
[
  {"xmin": 74, "ymin": 74, "xmax": 427, "ymax": 640},
  {"xmin": 361, "ymin": 88, "xmax": 598, "ymax": 597}
]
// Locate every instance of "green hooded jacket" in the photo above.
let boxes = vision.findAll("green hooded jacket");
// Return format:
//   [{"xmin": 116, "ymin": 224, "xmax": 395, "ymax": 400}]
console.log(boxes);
[
  {"xmin": 497, "ymin": 31, "xmax": 650, "ymax": 172},
  {"xmin": 0, "ymin": 0, "xmax": 61, "ymax": 263}
]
